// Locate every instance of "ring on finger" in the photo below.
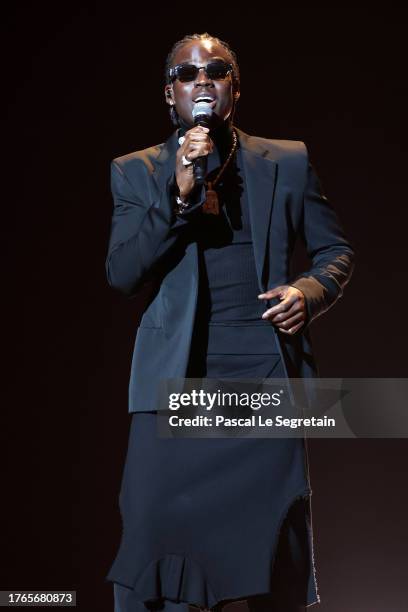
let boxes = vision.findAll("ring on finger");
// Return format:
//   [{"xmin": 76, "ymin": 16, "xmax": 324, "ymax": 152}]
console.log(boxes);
[{"xmin": 182, "ymin": 155, "xmax": 193, "ymax": 166}]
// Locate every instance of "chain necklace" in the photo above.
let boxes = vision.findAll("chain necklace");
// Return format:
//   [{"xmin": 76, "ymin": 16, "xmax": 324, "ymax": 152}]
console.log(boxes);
[{"xmin": 202, "ymin": 128, "xmax": 238, "ymax": 215}]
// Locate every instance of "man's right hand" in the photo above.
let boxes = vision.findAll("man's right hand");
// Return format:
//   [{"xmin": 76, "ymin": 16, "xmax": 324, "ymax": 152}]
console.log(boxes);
[{"xmin": 175, "ymin": 126, "xmax": 213, "ymax": 200}]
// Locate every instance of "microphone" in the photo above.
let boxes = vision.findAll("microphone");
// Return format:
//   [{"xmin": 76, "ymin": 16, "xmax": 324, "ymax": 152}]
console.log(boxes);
[{"xmin": 191, "ymin": 101, "xmax": 213, "ymax": 185}]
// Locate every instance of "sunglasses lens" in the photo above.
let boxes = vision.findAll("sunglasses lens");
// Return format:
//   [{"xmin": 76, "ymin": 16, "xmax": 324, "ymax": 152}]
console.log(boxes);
[
  {"xmin": 176, "ymin": 65, "xmax": 198, "ymax": 82},
  {"xmin": 206, "ymin": 62, "xmax": 231, "ymax": 79}
]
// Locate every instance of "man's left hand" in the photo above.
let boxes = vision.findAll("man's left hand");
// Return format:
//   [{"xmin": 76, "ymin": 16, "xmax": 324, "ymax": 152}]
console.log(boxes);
[{"xmin": 258, "ymin": 285, "xmax": 307, "ymax": 335}]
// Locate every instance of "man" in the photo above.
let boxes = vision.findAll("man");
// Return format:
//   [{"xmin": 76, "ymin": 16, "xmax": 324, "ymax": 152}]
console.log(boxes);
[{"xmin": 106, "ymin": 33, "xmax": 354, "ymax": 612}]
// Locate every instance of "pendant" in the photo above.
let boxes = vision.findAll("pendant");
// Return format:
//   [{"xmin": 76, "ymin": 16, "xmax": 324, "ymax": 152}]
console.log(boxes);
[{"xmin": 202, "ymin": 182, "xmax": 219, "ymax": 215}]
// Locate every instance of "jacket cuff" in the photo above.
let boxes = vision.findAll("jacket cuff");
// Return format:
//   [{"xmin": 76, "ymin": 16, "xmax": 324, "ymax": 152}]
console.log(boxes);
[{"xmin": 290, "ymin": 276, "xmax": 334, "ymax": 326}]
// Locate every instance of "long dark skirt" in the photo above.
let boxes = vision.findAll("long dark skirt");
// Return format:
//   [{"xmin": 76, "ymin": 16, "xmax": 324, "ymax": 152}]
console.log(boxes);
[{"xmin": 107, "ymin": 324, "xmax": 319, "ymax": 611}]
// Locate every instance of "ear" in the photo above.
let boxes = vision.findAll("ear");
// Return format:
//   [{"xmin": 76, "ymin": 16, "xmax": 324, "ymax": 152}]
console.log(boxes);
[
  {"xmin": 164, "ymin": 84, "xmax": 175, "ymax": 106},
  {"xmin": 234, "ymin": 89, "xmax": 240, "ymax": 102}
]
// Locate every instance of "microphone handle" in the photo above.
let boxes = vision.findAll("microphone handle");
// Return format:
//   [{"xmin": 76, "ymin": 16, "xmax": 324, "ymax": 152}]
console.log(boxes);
[
  {"xmin": 193, "ymin": 115, "xmax": 211, "ymax": 186},
  {"xmin": 193, "ymin": 155, "xmax": 207, "ymax": 186}
]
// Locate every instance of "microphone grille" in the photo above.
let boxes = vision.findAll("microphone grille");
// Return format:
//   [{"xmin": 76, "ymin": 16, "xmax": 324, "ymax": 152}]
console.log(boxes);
[{"xmin": 192, "ymin": 101, "xmax": 213, "ymax": 120}]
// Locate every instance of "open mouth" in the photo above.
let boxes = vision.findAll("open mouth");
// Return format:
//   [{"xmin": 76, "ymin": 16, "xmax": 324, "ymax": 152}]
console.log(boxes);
[{"xmin": 193, "ymin": 96, "xmax": 217, "ymax": 108}]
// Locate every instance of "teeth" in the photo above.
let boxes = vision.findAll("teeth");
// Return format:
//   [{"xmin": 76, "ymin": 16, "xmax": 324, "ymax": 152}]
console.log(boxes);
[{"xmin": 195, "ymin": 97, "xmax": 214, "ymax": 102}]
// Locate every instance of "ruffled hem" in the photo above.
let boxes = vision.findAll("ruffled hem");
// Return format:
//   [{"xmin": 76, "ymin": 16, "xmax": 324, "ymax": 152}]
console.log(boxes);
[
  {"xmin": 109, "ymin": 553, "xmax": 219, "ymax": 610},
  {"xmin": 108, "ymin": 550, "xmax": 321, "ymax": 610},
  {"xmin": 106, "ymin": 490, "xmax": 320, "ymax": 608}
]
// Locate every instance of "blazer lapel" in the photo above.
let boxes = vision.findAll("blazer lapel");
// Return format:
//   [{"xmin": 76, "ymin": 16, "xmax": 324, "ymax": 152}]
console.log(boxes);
[
  {"xmin": 236, "ymin": 128, "xmax": 278, "ymax": 292},
  {"xmin": 150, "ymin": 130, "xmax": 179, "ymax": 195}
]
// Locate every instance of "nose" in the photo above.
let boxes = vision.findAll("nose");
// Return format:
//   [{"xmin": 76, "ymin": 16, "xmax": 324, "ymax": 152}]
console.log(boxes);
[{"xmin": 195, "ymin": 67, "xmax": 213, "ymax": 87}]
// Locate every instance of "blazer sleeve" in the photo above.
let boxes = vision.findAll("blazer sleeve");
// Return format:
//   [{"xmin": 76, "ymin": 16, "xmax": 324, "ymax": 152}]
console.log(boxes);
[
  {"xmin": 105, "ymin": 159, "xmax": 205, "ymax": 296},
  {"xmin": 290, "ymin": 150, "xmax": 355, "ymax": 326}
]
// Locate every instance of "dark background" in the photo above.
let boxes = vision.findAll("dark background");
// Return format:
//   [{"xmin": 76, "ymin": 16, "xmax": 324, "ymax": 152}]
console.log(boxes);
[{"xmin": 2, "ymin": 3, "xmax": 407, "ymax": 611}]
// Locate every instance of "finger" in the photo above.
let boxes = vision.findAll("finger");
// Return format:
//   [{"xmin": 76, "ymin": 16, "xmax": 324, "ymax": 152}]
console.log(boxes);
[
  {"xmin": 188, "ymin": 139, "xmax": 214, "ymax": 153},
  {"xmin": 187, "ymin": 126, "xmax": 209, "ymax": 134},
  {"xmin": 178, "ymin": 142, "xmax": 208, "ymax": 157},
  {"xmin": 180, "ymin": 150, "xmax": 207, "ymax": 164},
  {"xmin": 184, "ymin": 144, "xmax": 213, "ymax": 159},
  {"xmin": 261, "ymin": 295, "xmax": 298, "ymax": 320},
  {"xmin": 275, "ymin": 311, "xmax": 304, "ymax": 330},
  {"xmin": 185, "ymin": 134, "xmax": 211, "ymax": 143},
  {"xmin": 278, "ymin": 320, "xmax": 304, "ymax": 335},
  {"xmin": 258, "ymin": 286, "xmax": 287, "ymax": 300},
  {"xmin": 267, "ymin": 290, "xmax": 305, "ymax": 318},
  {"xmin": 182, "ymin": 129, "xmax": 209, "ymax": 143},
  {"xmin": 268, "ymin": 301, "xmax": 304, "ymax": 323},
  {"xmin": 183, "ymin": 138, "xmax": 214, "ymax": 155}
]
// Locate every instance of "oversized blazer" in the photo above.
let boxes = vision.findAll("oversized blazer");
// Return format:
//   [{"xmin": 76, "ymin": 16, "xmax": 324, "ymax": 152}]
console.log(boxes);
[{"xmin": 105, "ymin": 127, "xmax": 354, "ymax": 412}]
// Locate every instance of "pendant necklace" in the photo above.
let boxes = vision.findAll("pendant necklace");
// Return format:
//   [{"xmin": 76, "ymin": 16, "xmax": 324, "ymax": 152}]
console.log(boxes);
[{"xmin": 202, "ymin": 129, "xmax": 238, "ymax": 215}]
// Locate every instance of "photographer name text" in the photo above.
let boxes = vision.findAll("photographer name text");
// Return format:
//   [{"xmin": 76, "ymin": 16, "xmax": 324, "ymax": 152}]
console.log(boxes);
[{"xmin": 168, "ymin": 415, "xmax": 335, "ymax": 429}]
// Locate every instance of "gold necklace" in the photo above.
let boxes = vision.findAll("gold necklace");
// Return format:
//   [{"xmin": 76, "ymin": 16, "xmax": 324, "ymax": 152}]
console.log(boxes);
[{"xmin": 202, "ymin": 128, "xmax": 238, "ymax": 215}]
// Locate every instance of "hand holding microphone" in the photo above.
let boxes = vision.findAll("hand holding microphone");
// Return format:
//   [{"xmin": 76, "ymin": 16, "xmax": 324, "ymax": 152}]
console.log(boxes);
[
  {"xmin": 175, "ymin": 125, "xmax": 213, "ymax": 200},
  {"xmin": 175, "ymin": 101, "xmax": 214, "ymax": 200}
]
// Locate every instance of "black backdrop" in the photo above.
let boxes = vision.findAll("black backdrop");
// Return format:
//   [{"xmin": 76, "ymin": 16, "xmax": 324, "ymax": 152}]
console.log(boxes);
[{"xmin": 2, "ymin": 3, "xmax": 407, "ymax": 611}]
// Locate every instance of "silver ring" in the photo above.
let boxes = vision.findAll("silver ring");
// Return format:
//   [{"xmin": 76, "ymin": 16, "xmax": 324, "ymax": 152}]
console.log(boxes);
[
  {"xmin": 182, "ymin": 155, "xmax": 193, "ymax": 166},
  {"xmin": 178, "ymin": 136, "xmax": 185, "ymax": 145}
]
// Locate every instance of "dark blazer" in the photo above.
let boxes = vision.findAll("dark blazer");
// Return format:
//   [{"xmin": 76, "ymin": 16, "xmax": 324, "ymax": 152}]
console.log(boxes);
[{"xmin": 105, "ymin": 127, "xmax": 354, "ymax": 412}]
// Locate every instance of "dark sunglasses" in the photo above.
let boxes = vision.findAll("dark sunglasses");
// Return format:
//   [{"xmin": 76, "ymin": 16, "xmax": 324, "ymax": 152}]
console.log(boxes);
[{"xmin": 168, "ymin": 60, "xmax": 233, "ymax": 83}]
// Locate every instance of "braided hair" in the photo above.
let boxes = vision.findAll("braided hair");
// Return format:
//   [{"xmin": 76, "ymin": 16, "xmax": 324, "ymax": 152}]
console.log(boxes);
[{"xmin": 164, "ymin": 33, "xmax": 240, "ymax": 127}]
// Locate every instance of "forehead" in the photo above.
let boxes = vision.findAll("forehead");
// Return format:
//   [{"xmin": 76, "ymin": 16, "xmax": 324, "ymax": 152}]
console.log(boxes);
[{"xmin": 171, "ymin": 39, "xmax": 232, "ymax": 66}]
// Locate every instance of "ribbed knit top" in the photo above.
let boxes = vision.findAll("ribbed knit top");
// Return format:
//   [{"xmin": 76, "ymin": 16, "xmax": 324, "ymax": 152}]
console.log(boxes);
[{"xmin": 193, "ymin": 141, "xmax": 268, "ymax": 325}]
